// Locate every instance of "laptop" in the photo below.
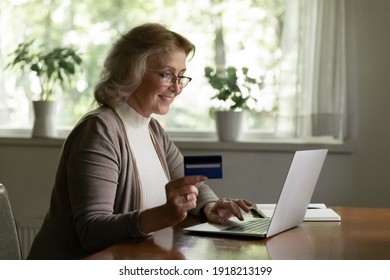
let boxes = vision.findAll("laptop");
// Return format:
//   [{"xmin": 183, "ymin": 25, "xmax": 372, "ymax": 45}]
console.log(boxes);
[{"xmin": 183, "ymin": 149, "xmax": 328, "ymax": 238}]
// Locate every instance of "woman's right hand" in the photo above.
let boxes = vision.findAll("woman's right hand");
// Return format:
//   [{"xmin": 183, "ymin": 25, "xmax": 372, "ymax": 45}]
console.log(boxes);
[
  {"xmin": 163, "ymin": 175, "xmax": 207, "ymax": 223},
  {"xmin": 139, "ymin": 175, "xmax": 207, "ymax": 234}
]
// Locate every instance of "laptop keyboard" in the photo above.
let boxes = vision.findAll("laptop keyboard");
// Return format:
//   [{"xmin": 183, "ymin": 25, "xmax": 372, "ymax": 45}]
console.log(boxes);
[{"xmin": 224, "ymin": 218, "xmax": 270, "ymax": 233}]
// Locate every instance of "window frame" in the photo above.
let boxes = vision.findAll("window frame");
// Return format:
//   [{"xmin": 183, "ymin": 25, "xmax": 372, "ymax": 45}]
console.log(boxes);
[{"xmin": 0, "ymin": 0, "xmax": 349, "ymax": 145}]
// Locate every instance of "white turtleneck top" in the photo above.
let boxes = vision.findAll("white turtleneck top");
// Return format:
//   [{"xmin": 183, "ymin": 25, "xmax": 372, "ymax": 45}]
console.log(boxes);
[{"xmin": 115, "ymin": 103, "xmax": 167, "ymax": 210}]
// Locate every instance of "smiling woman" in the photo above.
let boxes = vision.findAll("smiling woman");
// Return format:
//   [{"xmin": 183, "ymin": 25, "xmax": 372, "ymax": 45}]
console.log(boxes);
[
  {"xmin": 26, "ymin": 23, "xmax": 253, "ymax": 259},
  {"xmin": 93, "ymin": 23, "xmax": 195, "ymax": 115},
  {"xmin": 128, "ymin": 51, "xmax": 190, "ymax": 117}
]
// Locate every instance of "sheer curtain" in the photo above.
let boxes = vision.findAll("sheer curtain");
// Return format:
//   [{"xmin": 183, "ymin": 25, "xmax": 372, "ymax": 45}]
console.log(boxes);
[{"xmin": 276, "ymin": 0, "xmax": 347, "ymax": 139}]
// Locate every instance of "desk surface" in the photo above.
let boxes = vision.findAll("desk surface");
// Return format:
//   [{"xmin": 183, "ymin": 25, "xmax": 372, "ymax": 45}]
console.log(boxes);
[{"xmin": 84, "ymin": 207, "xmax": 390, "ymax": 260}]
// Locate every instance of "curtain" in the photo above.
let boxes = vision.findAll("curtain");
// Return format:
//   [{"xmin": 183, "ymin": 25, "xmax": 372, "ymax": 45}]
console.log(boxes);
[{"xmin": 276, "ymin": 0, "xmax": 347, "ymax": 139}]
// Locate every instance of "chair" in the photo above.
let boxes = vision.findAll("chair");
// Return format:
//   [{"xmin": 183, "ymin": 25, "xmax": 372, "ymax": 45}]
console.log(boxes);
[{"xmin": 0, "ymin": 183, "xmax": 22, "ymax": 260}]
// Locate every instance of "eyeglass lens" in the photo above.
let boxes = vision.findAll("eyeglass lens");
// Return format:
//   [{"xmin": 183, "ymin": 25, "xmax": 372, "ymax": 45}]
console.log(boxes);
[{"xmin": 161, "ymin": 72, "xmax": 191, "ymax": 87}]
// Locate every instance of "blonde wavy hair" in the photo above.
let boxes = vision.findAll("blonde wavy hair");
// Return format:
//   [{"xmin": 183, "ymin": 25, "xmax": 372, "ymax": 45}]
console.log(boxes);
[{"xmin": 94, "ymin": 23, "xmax": 195, "ymax": 107}]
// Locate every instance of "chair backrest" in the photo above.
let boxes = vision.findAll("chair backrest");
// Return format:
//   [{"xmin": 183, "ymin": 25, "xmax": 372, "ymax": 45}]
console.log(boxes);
[{"xmin": 0, "ymin": 183, "xmax": 22, "ymax": 260}]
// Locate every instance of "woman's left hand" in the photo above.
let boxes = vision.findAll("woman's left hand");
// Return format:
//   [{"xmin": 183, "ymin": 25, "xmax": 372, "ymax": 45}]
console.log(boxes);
[{"xmin": 203, "ymin": 198, "xmax": 254, "ymax": 224}]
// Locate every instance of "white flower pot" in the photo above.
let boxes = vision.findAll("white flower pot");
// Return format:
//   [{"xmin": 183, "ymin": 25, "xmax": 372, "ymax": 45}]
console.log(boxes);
[
  {"xmin": 31, "ymin": 100, "xmax": 58, "ymax": 138},
  {"xmin": 215, "ymin": 110, "xmax": 244, "ymax": 142}
]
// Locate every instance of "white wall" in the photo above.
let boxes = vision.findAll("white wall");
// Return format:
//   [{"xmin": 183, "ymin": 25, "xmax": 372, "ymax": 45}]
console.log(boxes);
[{"xmin": 1, "ymin": 0, "xmax": 390, "ymax": 231}]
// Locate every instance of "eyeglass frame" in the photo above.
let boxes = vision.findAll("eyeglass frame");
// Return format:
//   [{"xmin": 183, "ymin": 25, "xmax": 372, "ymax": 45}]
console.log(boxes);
[{"xmin": 150, "ymin": 69, "xmax": 192, "ymax": 88}]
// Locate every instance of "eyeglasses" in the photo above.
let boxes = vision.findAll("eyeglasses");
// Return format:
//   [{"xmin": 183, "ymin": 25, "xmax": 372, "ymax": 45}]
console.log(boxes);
[{"xmin": 151, "ymin": 70, "xmax": 192, "ymax": 88}]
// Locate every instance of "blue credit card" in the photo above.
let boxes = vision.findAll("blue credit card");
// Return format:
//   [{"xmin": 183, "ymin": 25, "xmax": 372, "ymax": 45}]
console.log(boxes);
[{"xmin": 184, "ymin": 155, "xmax": 223, "ymax": 179}]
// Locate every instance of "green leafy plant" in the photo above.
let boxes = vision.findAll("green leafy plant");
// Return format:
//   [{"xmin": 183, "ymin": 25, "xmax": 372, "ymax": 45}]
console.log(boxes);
[
  {"xmin": 204, "ymin": 66, "xmax": 264, "ymax": 111},
  {"xmin": 6, "ymin": 40, "xmax": 83, "ymax": 101}
]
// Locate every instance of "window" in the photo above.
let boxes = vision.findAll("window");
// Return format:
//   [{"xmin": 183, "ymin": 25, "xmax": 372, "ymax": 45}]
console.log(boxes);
[{"xmin": 0, "ymin": 0, "xmax": 346, "ymax": 141}]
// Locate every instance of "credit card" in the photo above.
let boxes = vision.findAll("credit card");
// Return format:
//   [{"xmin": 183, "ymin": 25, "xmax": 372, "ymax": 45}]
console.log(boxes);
[{"xmin": 184, "ymin": 155, "xmax": 223, "ymax": 179}]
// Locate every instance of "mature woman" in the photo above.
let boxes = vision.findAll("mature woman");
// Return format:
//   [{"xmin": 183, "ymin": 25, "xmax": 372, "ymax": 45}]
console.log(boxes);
[{"xmin": 28, "ymin": 23, "xmax": 252, "ymax": 259}]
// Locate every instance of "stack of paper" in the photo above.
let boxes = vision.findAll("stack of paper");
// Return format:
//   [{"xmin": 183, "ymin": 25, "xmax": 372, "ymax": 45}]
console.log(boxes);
[{"xmin": 254, "ymin": 203, "xmax": 341, "ymax": 222}]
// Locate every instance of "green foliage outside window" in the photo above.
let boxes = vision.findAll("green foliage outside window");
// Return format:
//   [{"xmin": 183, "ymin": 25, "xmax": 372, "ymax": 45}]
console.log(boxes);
[{"xmin": 0, "ymin": 0, "xmax": 285, "ymax": 133}]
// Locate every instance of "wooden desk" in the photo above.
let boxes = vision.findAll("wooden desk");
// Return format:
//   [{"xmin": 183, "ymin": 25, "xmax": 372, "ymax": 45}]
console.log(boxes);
[{"xmin": 84, "ymin": 207, "xmax": 390, "ymax": 260}]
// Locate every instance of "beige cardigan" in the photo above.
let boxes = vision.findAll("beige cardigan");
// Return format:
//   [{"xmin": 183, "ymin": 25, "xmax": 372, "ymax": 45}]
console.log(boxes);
[{"xmin": 27, "ymin": 106, "xmax": 218, "ymax": 259}]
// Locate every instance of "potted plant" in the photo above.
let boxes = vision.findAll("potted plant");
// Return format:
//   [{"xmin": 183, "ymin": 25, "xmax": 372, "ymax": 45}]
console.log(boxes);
[
  {"xmin": 6, "ymin": 40, "xmax": 82, "ymax": 138},
  {"xmin": 204, "ymin": 66, "xmax": 264, "ymax": 141}
]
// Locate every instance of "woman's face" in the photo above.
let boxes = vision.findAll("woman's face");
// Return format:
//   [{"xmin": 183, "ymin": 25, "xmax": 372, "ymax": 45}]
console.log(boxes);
[{"xmin": 127, "ymin": 49, "xmax": 188, "ymax": 117}]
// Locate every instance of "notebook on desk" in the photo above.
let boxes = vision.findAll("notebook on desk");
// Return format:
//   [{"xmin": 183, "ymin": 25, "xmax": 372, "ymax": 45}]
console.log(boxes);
[
  {"xmin": 183, "ymin": 149, "xmax": 330, "ymax": 238},
  {"xmin": 254, "ymin": 203, "xmax": 340, "ymax": 222}
]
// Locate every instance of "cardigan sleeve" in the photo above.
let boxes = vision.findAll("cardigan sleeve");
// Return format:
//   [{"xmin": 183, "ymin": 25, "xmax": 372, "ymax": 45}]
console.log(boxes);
[{"xmin": 64, "ymin": 111, "xmax": 148, "ymax": 252}]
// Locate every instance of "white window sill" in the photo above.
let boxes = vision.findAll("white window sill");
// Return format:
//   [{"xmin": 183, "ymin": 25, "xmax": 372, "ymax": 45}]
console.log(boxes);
[{"xmin": 0, "ymin": 133, "xmax": 354, "ymax": 154}]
